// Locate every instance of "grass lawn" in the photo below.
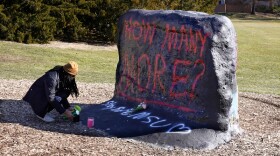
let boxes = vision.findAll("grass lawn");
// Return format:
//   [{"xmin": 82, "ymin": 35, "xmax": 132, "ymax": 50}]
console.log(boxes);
[
  {"xmin": 0, "ymin": 42, "xmax": 118, "ymax": 83},
  {"xmin": 231, "ymin": 18, "xmax": 280, "ymax": 95},
  {"xmin": 0, "ymin": 14, "xmax": 279, "ymax": 95}
]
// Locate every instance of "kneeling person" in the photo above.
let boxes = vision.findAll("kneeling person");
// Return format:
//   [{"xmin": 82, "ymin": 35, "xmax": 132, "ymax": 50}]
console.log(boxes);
[{"xmin": 23, "ymin": 61, "xmax": 79, "ymax": 122}]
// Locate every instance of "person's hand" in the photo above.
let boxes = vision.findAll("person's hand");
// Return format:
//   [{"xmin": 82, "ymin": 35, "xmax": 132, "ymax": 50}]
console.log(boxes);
[
  {"xmin": 54, "ymin": 96, "xmax": 62, "ymax": 102},
  {"xmin": 64, "ymin": 109, "xmax": 73, "ymax": 121},
  {"xmin": 67, "ymin": 106, "xmax": 73, "ymax": 112}
]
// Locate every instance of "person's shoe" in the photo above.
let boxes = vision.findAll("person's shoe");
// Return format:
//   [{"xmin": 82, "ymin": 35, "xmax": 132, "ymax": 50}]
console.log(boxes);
[
  {"xmin": 46, "ymin": 111, "xmax": 60, "ymax": 119},
  {"xmin": 46, "ymin": 113, "xmax": 57, "ymax": 119},
  {"xmin": 36, "ymin": 114, "xmax": 55, "ymax": 122}
]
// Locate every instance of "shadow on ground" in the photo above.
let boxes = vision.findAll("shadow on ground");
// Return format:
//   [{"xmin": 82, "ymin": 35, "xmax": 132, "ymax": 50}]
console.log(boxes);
[
  {"xmin": 0, "ymin": 99, "xmax": 242, "ymax": 149},
  {"xmin": 0, "ymin": 99, "xmax": 109, "ymax": 137},
  {"xmin": 1, "ymin": 93, "xmax": 279, "ymax": 149}
]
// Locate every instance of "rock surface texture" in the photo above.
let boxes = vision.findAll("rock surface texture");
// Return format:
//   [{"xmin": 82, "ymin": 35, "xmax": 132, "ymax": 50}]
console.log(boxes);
[{"xmin": 80, "ymin": 9, "xmax": 240, "ymax": 149}]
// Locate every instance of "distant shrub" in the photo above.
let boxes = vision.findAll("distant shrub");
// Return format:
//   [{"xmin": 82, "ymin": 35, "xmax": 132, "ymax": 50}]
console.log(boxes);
[
  {"xmin": 24, "ymin": 34, "xmax": 33, "ymax": 44},
  {"xmin": 273, "ymin": 6, "xmax": 280, "ymax": 16},
  {"xmin": 0, "ymin": 0, "xmax": 218, "ymax": 44},
  {"xmin": 256, "ymin": 5, "xmax": 272, "ymax": 13}
]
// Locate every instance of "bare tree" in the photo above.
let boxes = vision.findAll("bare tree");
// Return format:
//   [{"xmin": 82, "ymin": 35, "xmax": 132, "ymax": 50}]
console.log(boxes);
[
  {"xmin": 269, "ymin": 0, "xmax": 274, "ymax": 11},
  {"xmin": 251, "ymin": 0, "xmax": 256, "ymax": 14}
]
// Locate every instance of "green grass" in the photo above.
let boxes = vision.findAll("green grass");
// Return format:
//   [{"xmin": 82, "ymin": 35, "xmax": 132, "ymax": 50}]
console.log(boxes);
[
  {"xmin": 0, "ymin": 42, "xmax": 118, "ymax": 83},
  {"xmin": 231, "ymin": 19, "xmax": 280, "ymax": 95},
  {"xmin": 0, "ymin": 14, "xmax": 279, "ymax": 95}
]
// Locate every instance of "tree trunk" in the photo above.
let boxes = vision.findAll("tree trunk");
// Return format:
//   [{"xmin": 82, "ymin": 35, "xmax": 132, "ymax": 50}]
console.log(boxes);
[
  {"xmin": 251, "ymin": 0, "xmax": 256, "ymax": 15},
  {"xmin": 269, "ymin": 0, "xmax": 274, "ymax": 12}
]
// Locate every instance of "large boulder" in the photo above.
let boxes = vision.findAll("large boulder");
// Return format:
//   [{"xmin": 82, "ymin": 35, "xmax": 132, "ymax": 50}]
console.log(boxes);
[{"xmin": 81, "ymin": 9, "xmax": 240, "ymax": 149}]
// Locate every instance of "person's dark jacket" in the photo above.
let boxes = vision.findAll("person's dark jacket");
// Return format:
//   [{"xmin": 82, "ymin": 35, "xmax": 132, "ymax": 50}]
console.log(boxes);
[{"xmin": 23, "ymin": 67, "xmax": 70, "ymax": 117}]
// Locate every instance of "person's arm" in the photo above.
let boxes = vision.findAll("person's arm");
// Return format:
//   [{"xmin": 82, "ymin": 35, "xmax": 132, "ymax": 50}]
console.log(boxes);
[
  {"xmin": 56, "ymin": 92, "xmax": 71, "ymax": 109},
  {"xmin": 44, "ymin": 71, "xmax": 66, "ymax": 114},
  {"xmin": 62, "ymin": 98, "xmax": 71, "ymax": 110}
]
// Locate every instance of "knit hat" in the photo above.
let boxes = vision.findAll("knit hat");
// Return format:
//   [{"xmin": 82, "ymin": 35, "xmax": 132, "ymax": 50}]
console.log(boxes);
[{"xmin": 63, "ymin": 61, "xmax": 78, "ymax": 76}]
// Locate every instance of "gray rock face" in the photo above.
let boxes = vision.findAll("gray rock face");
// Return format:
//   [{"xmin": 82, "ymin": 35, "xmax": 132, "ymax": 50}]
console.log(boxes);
[
  {"xmin": 115, "ymin": 9, "xmax": 239, "ymax": 132},
  {"xmin": 80, "ymin": 9, "xmax": 240, "ymax": 149}
]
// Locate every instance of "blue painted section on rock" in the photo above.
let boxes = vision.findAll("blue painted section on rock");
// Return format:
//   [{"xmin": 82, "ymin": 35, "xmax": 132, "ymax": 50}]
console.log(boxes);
[{"xmin": 80, "ymin": 9, "xmax": 238, "ymax": 137}]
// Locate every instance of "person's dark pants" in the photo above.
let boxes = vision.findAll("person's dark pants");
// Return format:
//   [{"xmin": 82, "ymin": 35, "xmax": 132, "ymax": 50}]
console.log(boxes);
[{"xmin": 47, "ymin": 98, "xmax": 70, "ymax": 114}]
